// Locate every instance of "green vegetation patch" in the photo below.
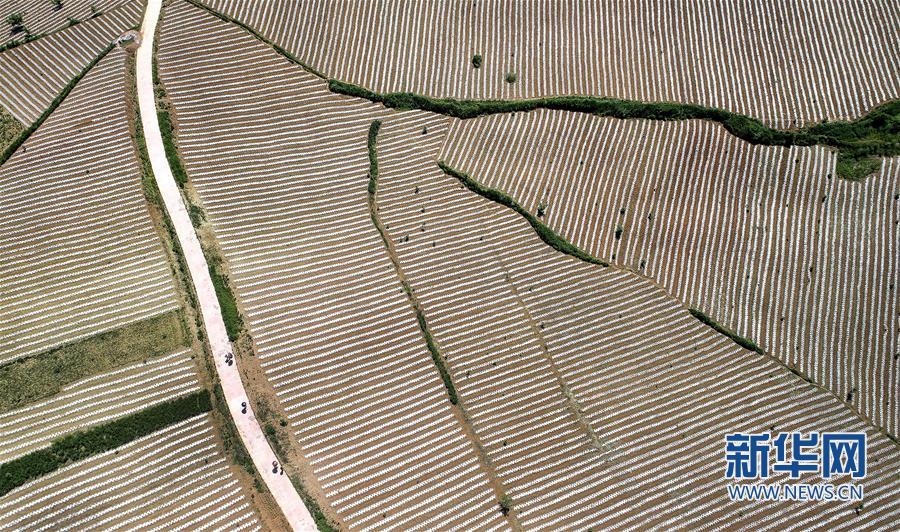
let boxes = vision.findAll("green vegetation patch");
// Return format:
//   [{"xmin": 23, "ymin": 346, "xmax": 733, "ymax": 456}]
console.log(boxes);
[
  {"xmin": 0, "ymin": 43, "xmax": 115, "ymax": 168},
  {"xmin": 207, "ymin": 259, "xmax": 243, "ymax": 342},
  {"xmin": 0, "ymin": 391, "xmax": 211, "ymax": 496},
  {"xmin": 438, "ymin": 161, "xmax": 609, "ymax": 267},
  {"xmin": 331, "ymin": 79, "xmax": 900, "ymax": 180},
  {"xmin": 153, "ymin": 83, "xmax": 189, "ymax": 186},
  {"xmin": 0, "ymin": 310, "xmax": 189, "ymax": 412},
  {"xmin": 0, "ymin": 105, "xmax": 23, "ymax": 155},
  {"xmin": 688, "ymin": 307, "xmax": 764, "ymax": 354}
]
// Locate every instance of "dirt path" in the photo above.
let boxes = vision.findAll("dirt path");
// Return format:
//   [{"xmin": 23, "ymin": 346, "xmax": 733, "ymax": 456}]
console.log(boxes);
[{"xmin": 135, "ymin": 1, "xmax": 317, "ymax": 530}]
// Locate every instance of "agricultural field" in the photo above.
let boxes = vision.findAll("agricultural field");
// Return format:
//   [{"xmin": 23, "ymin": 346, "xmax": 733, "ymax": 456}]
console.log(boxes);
[
  {"xmin": 157, "ymin": 3, "xmax": 506, "ymax": 529},
  {"xmin": 0, "ymin": 0, "xmax": 133, "ymax": 48},
  {"xmin": 0, "ymin": 0, "xmax": 143, "ymax": 123},
  {"xmin": 0, "ymin": 45, "xmax": 178, "ymax": 363},
  {"xmin": 440, "ymin": 111, "xmax": 900, "ymax": 437},
  {"xmin": 0, "ymin": 414, "xmax": 262, "ymax": 530},
  {"xmin": 200, "ymin": 0, "xmax": 898, "ymax": 127},
  {"xmin": 0, "ymin": 1, "xmax": 269, "ymax": 528},
  {"xmin": 1, "ymin": 0, "xmax": 898, "ymax": 529},
  {"xmin": 374, "ymin": 117, "xmax": 900, "ymax": 527}
]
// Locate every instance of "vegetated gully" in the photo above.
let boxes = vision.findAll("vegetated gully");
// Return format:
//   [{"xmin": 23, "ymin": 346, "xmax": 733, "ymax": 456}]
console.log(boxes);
[{"xmin": 186, "ymin": 0, "xmax": 899, "ymax": 182}]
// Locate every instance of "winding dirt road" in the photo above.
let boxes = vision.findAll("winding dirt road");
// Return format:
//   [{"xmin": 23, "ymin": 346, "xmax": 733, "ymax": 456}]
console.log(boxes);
[{"xmin": 136, "ymin": 1, "xmax": 317, "ymax": 529}]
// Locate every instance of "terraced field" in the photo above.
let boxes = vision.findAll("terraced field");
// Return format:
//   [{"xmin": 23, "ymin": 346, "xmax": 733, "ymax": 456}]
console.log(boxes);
[
  {"xmin": 440, "ymin": 111, "xmax": 900, "ymax": 437},
  {"xmin": 0, "ymin": 0, "xmax": 143, "ymax": 124},
  {"xmin": 146, "ymin": 0, "xmax": 900, "ymax": 528},
  {"xmin": 374, "ymin": 117, "xmax": 900, "ymax": 528},
  {"xmin": 0, "ymin": 0, "xmax": 133, "ymax": 47},
  {"xmin": 0, "ymin": 46, "xmax": 179, "ymax": 363},
  {"xmin": 0, "ymin": 414, "xmax": 262, "ymax": 530},
  {"xmin": 0, "ymin": 348, "xmax": 200, "ymax": 462},
  {"xmin": 200, "ymin": 0, "xmax": 898, "ymax": 126},
  {"xmin": 158, "ymin": 2, "xmax": 506, "ymax": 529}
]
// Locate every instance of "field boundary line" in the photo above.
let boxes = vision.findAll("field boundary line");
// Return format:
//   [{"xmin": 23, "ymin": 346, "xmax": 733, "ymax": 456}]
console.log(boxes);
[
  {"xmin": 367, "ymin": 120, "xmax": 522, "ymax": 528},
  {"xmin": 437, "ymin": 160, "xmax": 900, "ymax": 449},
  {"xmin": 136, "ymin": 1, "xmax": 317, "ymax": 529}
]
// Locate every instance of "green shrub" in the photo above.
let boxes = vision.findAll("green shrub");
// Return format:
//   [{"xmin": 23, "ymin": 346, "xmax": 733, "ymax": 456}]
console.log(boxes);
[
  {"xmin": 505, "ymin": 71, "xmax": 517, "ymax": 84},
  {"xmin": 472, "ymin": 54, "xmax": 482, "ymax": 68},
  {"xmin": 499, "ymin": 494, "xmax": 514, "ymax": 515},
  {"xmin": 5, "ymin": 12, "xmax": 23, "ymax": 28}
]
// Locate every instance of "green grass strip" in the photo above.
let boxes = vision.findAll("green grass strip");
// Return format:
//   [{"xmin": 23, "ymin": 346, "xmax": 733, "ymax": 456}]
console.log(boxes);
[
  {"xmin": 688, "ymin": 307, "xmax": 764, "ymax": 354},
  {"xmin": 367, "ymin": 121, "xmax": 459, "ymax": 405},
  {"xmin": 0, "ymin": 310, "xmax": 189, "ymax": 413},
  {"xmin": 0, "ymin": 391, "xmax": 211, "ymax": 496},
  {"xmin": 334, "ymin": 80, "xmax": 898, "ymax": 180},
  {"xmin": 0, "ymin": 42, "xmax": 115, "ymax": 168},
  {"xmin": 438, "ymin": 161, "xmax": 609, "ymax": 267},
  {"xmin": 208, "ymin": 261, "xmax": 243, "ymax": 342}
]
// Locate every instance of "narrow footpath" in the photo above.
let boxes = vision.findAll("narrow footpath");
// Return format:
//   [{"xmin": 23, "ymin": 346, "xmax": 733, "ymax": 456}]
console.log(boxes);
[{"xmin": 135, "ymin": 1, "xmax": 317, "ymax": 529}]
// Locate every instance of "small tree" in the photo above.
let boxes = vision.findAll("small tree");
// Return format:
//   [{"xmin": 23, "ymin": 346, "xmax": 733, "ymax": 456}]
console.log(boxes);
[
  {"xmin": 498, "ymin": 494, "xmax": 514, "ymax": 516},
  {"xmin": 536, "ymin": 199, "xmax": 547, "ymax": 218},
  {"xmin": 6, "ymin": 12, "xmax": 23, "ymax": 32},
  {"xmin": 471, "ymin": 53, "xmax": 482, "ymax": 68},
  {"xmin": 50, "ymin": 0, "xmax": 63, "ymax": 11},
  {"xmin": 505, "ymin": 71, "xmax": 517, "ymax": 84}
]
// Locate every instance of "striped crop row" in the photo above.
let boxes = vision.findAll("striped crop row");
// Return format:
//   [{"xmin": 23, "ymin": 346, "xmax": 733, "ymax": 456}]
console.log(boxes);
[
  {"xmin": 158, "ymin": 2, "xmax": 506, "ymax": 529},
  {"xmin": 375, "ymin": 116, "xmax": 900, "ymax": 528},
  {"xmin": 0, "ymin": 0, "xmax": 142, "ymax": 123},
  {"xmin": 0, "ymin": 348, "xmax": 200, "ymax": 463},
  {"xmin": 201, "ymin": 0, "xmax": 899, "ymax": 127},
  {"xmin": 441, "ymin": 110, "xmax": 899, "ymax": 437},
  {"xmin": 0, "ymin": 48, "xmax": 180, "ymax": 364},
  {"xmin": 0, "ymin": 0, "xmax": 133, "ymax": 47},
  {"xmin": 0, "ymin": 414, "xmax": 262, "ymax": 530}
]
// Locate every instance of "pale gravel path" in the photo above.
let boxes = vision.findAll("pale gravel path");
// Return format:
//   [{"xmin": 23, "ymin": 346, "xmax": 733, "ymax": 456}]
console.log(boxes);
[{"xmin": 136, "ymin": 1, "xmax": 317, "ymax": 529}]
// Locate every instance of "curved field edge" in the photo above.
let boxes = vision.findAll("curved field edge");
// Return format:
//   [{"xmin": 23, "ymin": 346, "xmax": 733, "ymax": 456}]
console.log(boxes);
[
  {"xmin": 367, "ymin": 120, "xmax": 521, "ymax": 526},
  {"xmin": 436, "ymin": 161, "xmax": 900, "ymax": 448},
  {"xmin": 0, "ymin": 390, "xmax": 211, "ymax": 497},
  {"xmin": 182, "ymin": 0, "xmax": 896, "ymax": 181}
]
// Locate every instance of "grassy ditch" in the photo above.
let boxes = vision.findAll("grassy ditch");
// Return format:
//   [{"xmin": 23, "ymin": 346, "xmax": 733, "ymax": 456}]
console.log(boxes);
[
  {"xmin": 207, "ymin": 257, "xmax": 243, "ymax": 342},
  {"xmin": 333, "ymin": 80, "xmax": 899, "ymax": 180},
  {"xmin": 688, "ymin": 307, "xmax": 764, "ymax": 354},
  {"xmin": 152, "ymin": 78, "xmax": 189, "ymax": 186},
  {"xmin": 0, "ymin": 310, "xmax": 189, "ymax": 412},
  {"xmin": 438, "ymin": 161, "xmax": 609, "ymax": 268},
  {"xmin": 0, "ymin": 391, "xmax": 211, "ymax": 496},
  {"xmin": 0, "ymin": 42, "xmax": 115, "ymax": 168},
  {"xmin": 367, "ymin": 121, "xmax": 459, "ymax": 405}
]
